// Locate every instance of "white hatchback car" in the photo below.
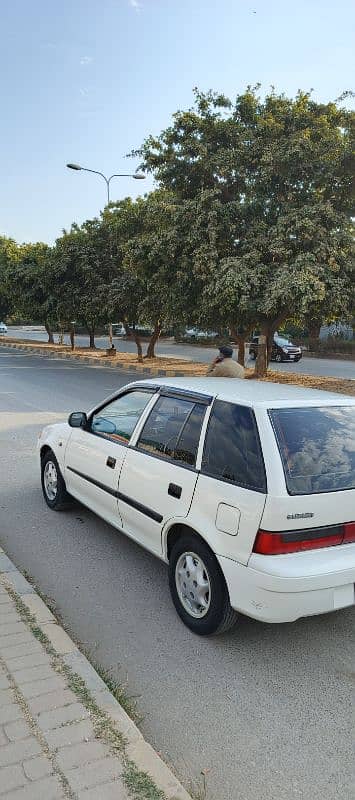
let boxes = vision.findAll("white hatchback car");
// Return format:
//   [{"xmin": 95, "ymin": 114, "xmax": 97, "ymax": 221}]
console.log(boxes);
[
  {"xmin": 38, "ymin": 378, "xmax": 355, "ymax": 635},
  {"xmin": 0, "ymin": 321, "xmax": 8, "ymax": 334}
]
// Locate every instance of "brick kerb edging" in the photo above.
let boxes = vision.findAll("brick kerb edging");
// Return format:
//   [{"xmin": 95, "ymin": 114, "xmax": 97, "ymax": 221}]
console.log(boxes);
[
  {"xmin": 0, "ymin": 547, "xmax": 191, "ymax": 800},
  {"xmin": 0, "ymin": 341, "xmax": 187, "ymax": 377}
]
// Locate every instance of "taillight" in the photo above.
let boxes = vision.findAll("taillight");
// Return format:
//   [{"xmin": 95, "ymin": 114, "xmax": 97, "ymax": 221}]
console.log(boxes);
[
  {"xmin": 253, "ymin": 522, "xmax": 355, "ymax": 555},
  {"xmin": 343, "ymin": 522, "xmax": 355, "ymax": 544}
]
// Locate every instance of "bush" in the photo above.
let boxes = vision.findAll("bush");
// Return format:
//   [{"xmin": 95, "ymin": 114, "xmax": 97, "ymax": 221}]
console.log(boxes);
[{"xmin": 308, "ymin": 336, "xmax": 355, "ymax": 356}]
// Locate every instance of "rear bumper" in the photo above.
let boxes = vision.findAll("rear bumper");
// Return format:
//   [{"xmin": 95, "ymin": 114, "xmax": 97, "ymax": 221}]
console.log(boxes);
[{"xmin": 217, "ymin": 545, "xmax": 355, "ymax": 623}]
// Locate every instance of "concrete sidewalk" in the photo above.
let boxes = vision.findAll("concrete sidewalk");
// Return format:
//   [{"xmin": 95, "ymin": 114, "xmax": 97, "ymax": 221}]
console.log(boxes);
[{"xmin": 0, "ymin": 549, "xmax": 190, "ymax": 800}]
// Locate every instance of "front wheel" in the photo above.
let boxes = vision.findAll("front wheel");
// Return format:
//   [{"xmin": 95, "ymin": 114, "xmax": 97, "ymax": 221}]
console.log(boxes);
[
  {"xmin": 275, "ymin": 353, "xmax": 283, "ymax": 362},
  {"xmin": 168, "ymin": 534, "xmax": 238, "ymax": 635},
  {"xmin": 41, "ymin": 451, "xmax": 71, "ymax": 511}
]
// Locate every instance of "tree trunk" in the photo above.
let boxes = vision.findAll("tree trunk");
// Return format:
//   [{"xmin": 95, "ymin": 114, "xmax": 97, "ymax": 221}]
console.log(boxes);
[
  {"xmin": 255, "ymin": 314, "xmax": 288, "ymax": 376},
  {"xmin": 130, "ymin": 324, "xmax": 143, "ymax": 363},
  {"xmin": 44, "ymin": 320, "xmax": 54, "ymax": 344},
  {"xmin": 236, "ymin": 335, "xmax": 246, "ymax": 366},
  {"xmin": 308, "ymin": 322, "xmax": 321, "ymax": 353},
  {"xmin": 266, "ymin": 329, "xmax": 274, "ymax": 365},
  {"xmin": 254, "ymin": 327, "xmax": 268, "ymax": 377},
  {"xmin": 84, "ymin": 321, "xmax": 96, "ymax": 349},
  {"xmin": 145, "ymin": 321, "xmax": 162, "ymax": 359},
  {"xmin": 133, "ymin": 332, "xmax": 143, "ymax": 363}
]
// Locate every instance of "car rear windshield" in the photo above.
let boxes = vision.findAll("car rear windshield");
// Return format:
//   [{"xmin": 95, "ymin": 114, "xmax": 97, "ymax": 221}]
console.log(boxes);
[{"xmin": 269, "ymin": 406, "xmax": 355, "ymax": 495}]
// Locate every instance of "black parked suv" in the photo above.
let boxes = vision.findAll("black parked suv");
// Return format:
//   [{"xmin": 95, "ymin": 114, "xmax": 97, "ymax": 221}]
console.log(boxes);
[{"xmin": 249, "ymin": 336, "xmax": 302, "ymax": 363}]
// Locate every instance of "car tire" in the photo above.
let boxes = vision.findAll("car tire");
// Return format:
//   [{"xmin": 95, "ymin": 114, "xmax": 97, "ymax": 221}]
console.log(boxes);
[
  {"xmin": 41, "ymin": 450, "xmax": 71, "ymax": 511},
  {"xmin": 249, "ymin": 350, "xmax": 256, "ymax": 360},
  {"xmin": 168, "ymin": 534, "xmax": 239, "ymax": 635},
  {"xmin": 275, "ymin": 353, "xmax": 283, "ymax": 362}
]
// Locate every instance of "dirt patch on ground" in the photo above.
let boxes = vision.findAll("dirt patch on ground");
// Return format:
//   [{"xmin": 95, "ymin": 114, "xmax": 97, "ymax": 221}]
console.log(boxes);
[
  {"xmin": 2, "ymin": 338, "xmax": 354, "ymax": 396},
  {"xmin": 256, "ymin": 369, "xmax": 355, "ymax": 397}
]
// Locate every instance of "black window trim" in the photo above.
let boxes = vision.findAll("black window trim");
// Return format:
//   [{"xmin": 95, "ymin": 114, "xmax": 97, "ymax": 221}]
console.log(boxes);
[
  {"xmin": 159, "ymin": 387, "xmax": 212, "ymax": 406},
  {"xmin": 87, "ymin": 386, "xmax": 158, "ymax": 446},
  {"xmin": 129, "ymin": 444, "xmax": 200, "ymax": 473},
  {"xmin": 200, "ymin": 399, "xmax": 267, "ymax": 494},
  {"xmin": 268, "ymin": 406, "xmax": 355, "ymax": 497}
]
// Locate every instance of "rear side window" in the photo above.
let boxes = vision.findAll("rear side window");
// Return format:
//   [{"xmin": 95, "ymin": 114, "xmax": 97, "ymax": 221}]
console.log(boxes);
[
  {"xmin": 269, "ymin": 406, "xmax": 355, "ymax": 495},
  {"xmin": 137, "ymin": 396, "xmax": 206, "ymax": 467},
  {"xmin": 201, "ymin": 401, "xmax": 266, "ymax": 492}
]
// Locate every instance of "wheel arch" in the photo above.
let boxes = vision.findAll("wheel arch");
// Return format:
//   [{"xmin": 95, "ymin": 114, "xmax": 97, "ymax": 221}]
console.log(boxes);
[
  {"xmin": 40, "ymin": 444, "xmax": 53, "ymax": 461},
  {"xmin": 165, "ymin": 522, "xmax": 216, "ymax": 562}
]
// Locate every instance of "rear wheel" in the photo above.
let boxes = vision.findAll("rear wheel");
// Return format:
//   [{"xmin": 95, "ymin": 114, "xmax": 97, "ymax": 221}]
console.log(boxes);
[
  {"xmin": 168, "ymin": 534, "xmax": 238, "ymax": 635},
  {"xmin": 41, "ymin": 451, "xmax": 71, "ymax": 511},
  {"xmin": 249, "ymin": 350, "xmax": 256, "ymax": 360}
]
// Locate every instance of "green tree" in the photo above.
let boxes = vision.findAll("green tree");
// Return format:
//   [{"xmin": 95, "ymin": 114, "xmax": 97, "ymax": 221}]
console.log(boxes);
[
  {"xmin": 123, "ymin": 190, "xmax": 181, "ymax": 358},
  {"xmin": 135, "ymin": 87, "xmax": 355, "ymax": 374},
  {"xmin": 52, "ymin": 217, "xmax": 114, "ymax": 348},
  {"xmin": 6, "ymin": 242, "xmax": 56, "ymax": 341},
  {"xmin": 0, "ymin": 236, "xmax": 21, "ymax": 320}
]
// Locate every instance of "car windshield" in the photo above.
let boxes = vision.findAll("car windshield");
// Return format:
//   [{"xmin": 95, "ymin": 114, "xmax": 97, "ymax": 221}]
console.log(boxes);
[
  {"xmin": 274, "ymin": 337, "xmax": 292, "ymax": 346},
  {"xmin": 269, "ymin": 406, "xmax": 355, "ymax": 495}
]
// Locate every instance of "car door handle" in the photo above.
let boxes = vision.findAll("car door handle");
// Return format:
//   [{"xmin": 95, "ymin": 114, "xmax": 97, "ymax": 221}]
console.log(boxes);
[
  {"xmin": 106, "ymin": 456, "xmax": 116, "ymax": 469},
  {"xmin": 168, "ymin": 483, "xmax": 182, "ymax": 499}
]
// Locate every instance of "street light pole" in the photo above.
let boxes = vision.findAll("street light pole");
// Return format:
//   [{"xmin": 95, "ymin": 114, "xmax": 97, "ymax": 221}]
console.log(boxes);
[
  {"xmin": 66, "ymin": 163, "xmax": 145, "ymax": 351},
  {"xmin": 66, "ymin": 163, "xmax": 145, "ymax": 205}
]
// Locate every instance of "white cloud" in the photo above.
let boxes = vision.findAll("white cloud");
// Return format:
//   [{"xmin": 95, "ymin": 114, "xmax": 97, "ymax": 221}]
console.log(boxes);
[
  {"xmin": 80, "ymin": 56, "xmax": 93, "ymax": 65},
  {"xmin": 129, "ymin": 0, "xmax": 142, "ymax": 11}
]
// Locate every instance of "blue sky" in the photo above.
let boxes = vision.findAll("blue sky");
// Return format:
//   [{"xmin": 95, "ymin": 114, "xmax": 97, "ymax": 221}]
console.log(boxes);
[{"xmin": 1, "ymin": 0, "xmax": 354, "ymax": 244}]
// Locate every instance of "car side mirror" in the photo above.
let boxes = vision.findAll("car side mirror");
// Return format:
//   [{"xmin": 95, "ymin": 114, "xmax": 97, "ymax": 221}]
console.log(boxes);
[{"xmin": 68, "ymin": 411, "xmax": 87, "ymax": 428}]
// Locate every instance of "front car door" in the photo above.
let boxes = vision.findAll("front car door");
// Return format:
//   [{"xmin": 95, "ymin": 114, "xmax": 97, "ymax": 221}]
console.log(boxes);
[
  {"xmin": 64, "ymin": 388, "xmax": 155, "ymax": 528},
  {"xmin": 117, "ymin": 389, "xmax": 210, "ymax": 555}
]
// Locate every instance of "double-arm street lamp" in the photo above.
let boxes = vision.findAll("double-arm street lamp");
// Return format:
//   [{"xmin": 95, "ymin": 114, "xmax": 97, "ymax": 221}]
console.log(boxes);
[
  {"xmin": 66, "ymin": 162, "xmax": 145, "ymax": 204},
  {"xmin": 66, "ymin": 162, "xmax": 146, "ymax": 350}
]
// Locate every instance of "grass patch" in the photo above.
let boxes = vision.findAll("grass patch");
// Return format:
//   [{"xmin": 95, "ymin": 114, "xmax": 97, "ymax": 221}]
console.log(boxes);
[
  {"xmin": 188, "ymin": 772, "xmax": 209, "ymax": 800},
  {"xmin": 95, "ymin": 666, "xmax": 143, "ymax": 724},
  {"xmin": 123, "ymin": 760, "xmax": 165, "ymax": 800}
]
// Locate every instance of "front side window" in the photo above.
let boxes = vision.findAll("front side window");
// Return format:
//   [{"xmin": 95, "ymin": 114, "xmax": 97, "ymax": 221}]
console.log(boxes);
[
  {"xmin": 137, "ymin": 395, "xmax": 206, "ymax": 466},
  {"xmin": 269, "ymin": 406, "xmax": 355, "ymax": 495},
  {"xmin": 201, "ymin": 400, "xmax": 266, "ymax": 492},
  {"xmin": 91, "ymin": 390, "xmax": 153, "ymax": 443}
]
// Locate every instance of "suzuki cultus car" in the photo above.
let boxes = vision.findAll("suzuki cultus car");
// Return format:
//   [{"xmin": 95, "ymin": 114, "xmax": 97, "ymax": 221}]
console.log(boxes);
[{"xmin": 38, "ymin": 378, "xmax": 355, "ymax": 635}]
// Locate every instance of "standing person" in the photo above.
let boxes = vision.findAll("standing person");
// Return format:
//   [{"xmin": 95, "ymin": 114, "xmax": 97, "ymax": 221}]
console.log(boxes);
[{"xmin": 206, "ymin": 344, "xmax": 245, "ymax": 378}]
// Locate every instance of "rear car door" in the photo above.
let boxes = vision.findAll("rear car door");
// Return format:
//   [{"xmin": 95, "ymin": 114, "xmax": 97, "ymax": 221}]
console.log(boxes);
[
  {"xmin": 64, "ymin": 388, "xmax": 155, "ymax": 528},
  {"xmin": 192, "ymin": 400, "xmax": 267, "ymax": 564},
  {"xmin": 118, "ymin": 390, "xmax": 209, "ymax": 555}
]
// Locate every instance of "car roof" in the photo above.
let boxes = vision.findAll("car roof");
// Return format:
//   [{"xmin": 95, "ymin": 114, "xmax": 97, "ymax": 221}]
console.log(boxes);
[{"xmin": 131, "ymin": 377, "xmax": 355, "ymax": 409}]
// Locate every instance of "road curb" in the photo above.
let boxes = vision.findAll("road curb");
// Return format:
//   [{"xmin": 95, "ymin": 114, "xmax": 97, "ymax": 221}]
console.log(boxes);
[
  {"xmin": 0, "ymin": 341, "xmax": 188, "ymax": 377},
  {"xmin": 0, "ymin": 547, "xmax": 192, "ymax": 800}
]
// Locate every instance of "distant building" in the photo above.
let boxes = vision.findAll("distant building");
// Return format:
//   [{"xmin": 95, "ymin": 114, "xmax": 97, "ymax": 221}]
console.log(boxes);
[{"xmin": 320, "ymin": 322, "xmax": 353, "ymax": 340}]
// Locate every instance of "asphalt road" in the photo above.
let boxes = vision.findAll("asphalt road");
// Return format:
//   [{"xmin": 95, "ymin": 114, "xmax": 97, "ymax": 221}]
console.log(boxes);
[
  {"xmin": 6, "ymin": 326, "xmax": 355, "ymax": 380},
  {"xmin": 0, "ymin": 347, "xmax": 353, "ymax": 800}
]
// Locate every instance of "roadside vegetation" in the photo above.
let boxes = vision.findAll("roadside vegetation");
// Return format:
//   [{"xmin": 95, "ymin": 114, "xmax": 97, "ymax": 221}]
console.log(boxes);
[{"xmin": 1, "ymin": 87, "xmax": 354, "ymax": 377}]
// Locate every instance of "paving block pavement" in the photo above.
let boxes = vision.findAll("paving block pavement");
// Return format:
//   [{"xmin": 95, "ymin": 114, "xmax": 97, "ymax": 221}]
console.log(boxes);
[{"xmin": 0, "ymin": 548, "xmax": 191, "ymax": 800}]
